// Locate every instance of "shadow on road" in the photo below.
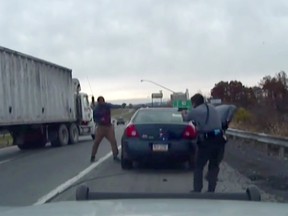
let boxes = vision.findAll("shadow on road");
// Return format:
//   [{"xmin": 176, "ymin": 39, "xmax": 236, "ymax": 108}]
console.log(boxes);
[{"xmin": 131, "ymin": 161, "xmax": 192, "ymax": 174}]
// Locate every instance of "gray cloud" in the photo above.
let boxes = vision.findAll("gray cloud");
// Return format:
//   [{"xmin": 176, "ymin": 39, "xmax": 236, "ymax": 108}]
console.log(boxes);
[{"xmin": 1, "ymin": 0, "xmax": 288, "ymax": 101}]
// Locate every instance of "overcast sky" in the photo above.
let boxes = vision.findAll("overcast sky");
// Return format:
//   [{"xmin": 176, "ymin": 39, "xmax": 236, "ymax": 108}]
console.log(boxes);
[{"xmin": 1, "ymin": 0, "xmax": 288, "ymax": 103}]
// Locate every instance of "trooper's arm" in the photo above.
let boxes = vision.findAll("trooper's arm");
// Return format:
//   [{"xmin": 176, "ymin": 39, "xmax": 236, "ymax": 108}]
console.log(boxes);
[
  {"xmin": 226, "ymin": 105, "xmax": 237, "ymax": 122},
  {"xmin": 223, "ymin": 105, "xmax": 237, "ymax": 131},
  {"xmin": 222, "ymin": 121, "xmax": 229, "ymax": 131},
  {"xmin": 107, "ymin": 103, "xmax": 120, "ymax": 109},
  {"xmin": 182, "ymin": 110, "xmax": 196, "ymax": 122}
]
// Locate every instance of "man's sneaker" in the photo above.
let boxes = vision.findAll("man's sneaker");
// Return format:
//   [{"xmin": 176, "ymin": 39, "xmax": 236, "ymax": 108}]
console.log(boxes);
[
  {"xmin": 90, "ymin": 156, "xmax": 96, "ymax": 162},
  {"xmin": 113, "ymin": 155, "xmax": 121, "ymax": 162}
]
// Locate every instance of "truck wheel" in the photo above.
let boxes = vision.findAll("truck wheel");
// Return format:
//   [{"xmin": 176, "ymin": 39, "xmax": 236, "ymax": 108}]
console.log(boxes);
[
  {"xmin": 13, "ymin": 129, "xmax": 46, "ymax": 150},
  {"xmin": 58, "ymin": 124, "xmax": 69, "ymax": 146},
  {"xmin": 51, "ymin": 124, "xmax": 69, "ymax": 147},
  {"xmin": 14, "ymin": 134, "xmax": 28, "ymax": 150},
  {"xmin": 69, "ymin": 123, "xmax": 79, "ymax": 144}
]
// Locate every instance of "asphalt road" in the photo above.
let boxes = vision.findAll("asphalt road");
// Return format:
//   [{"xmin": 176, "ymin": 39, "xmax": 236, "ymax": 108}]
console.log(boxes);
[
  {"xmin": 0, "ymin": 126, "xmax": 124, "ymax": 206},
  {"xmin": 0, "ymin": 125, "xmax": 286, "ymax": 207},
  {"xmin": 50, "ymin": 143, "xmax": 278, "ymax": 204}
]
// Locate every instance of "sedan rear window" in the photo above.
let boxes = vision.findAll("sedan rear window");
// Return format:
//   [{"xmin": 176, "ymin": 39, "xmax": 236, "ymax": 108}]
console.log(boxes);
[{"xmin": 133, "ymin": 110, "xmax": 184, "ymax": 124}]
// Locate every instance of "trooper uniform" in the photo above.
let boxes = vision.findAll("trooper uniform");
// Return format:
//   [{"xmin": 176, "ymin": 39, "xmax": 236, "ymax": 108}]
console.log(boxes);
[
  {"xmin": 215, "ymin": 104, "xmax": 237, "ymax": 131},
  {"xmin": 183, "ymin": 94, "xmax": 228, "ymax": 192}
]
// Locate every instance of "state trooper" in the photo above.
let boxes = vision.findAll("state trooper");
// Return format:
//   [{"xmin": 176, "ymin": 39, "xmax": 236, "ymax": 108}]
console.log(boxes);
[{"xmin": 182, "ymin": 93, "xmax": 235, "ymax": 192}]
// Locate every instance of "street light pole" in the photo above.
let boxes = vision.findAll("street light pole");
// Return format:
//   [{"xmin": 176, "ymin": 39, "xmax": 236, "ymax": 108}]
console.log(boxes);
[{"xmin": 140, "ymin": 79, "xmax": 176, "ymax": 93}]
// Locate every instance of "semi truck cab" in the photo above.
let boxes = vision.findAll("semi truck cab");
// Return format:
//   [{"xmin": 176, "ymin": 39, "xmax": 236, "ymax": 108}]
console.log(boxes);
[{"xmin": 73, "ymin": 79, "xmax": 95, "ymax": 136}]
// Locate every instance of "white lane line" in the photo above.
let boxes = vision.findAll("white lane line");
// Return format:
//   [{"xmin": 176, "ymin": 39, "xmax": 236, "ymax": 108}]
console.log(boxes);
[
  {"xmin": 33, "ymin": 151, "xmax": 114, "ymax": 205},
  {"xmin": 0, "ymin": 159, "xmax": 12, "ymax": 165},
  {"xmin": 0, "ymin": 145, "xmax": 18, "ymax": 153}
]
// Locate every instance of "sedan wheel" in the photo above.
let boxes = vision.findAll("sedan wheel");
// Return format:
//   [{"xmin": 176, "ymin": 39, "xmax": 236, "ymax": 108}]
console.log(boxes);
[
  {"xmin": 187, "ymin": 154, "xmax": 196, "ymax": 171},
  {"xmin": 121, "ymin": 149, "xmax": 133, "ymax": 170}
]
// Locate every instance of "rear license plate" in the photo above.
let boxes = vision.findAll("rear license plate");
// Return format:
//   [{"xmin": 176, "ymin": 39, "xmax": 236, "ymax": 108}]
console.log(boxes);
[{"xmin": 152, "ymin": 144, "xmax": 168, "ymax": 152}]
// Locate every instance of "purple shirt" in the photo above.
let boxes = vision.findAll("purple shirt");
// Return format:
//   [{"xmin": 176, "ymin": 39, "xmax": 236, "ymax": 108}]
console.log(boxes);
[{"xmin": 93, "ymin": 103, "xmax": 112, "ymax": 126}]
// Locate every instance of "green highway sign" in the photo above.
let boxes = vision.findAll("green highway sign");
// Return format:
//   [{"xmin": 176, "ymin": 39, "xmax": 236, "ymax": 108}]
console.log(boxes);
[{"xmin": 172, "ymin": 100, "xmax": 192, "ymax": 109}]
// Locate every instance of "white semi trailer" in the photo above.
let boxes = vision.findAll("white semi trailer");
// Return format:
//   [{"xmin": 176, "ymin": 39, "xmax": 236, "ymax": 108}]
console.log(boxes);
[{"xmin": 0, "ymin": 46, "xmax": 95, "ymax": 150}]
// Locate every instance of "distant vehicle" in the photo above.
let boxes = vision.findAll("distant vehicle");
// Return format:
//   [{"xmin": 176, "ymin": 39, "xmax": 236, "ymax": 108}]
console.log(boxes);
[
  {"xmin": 0, "ymin": 47, "xmax": 95, "ymax": 150},
  {"xmin": 121, "ymin": 107, "xmax": 197, "ymax": 169},
  {"xmin": 116, "ymin": 117, "xmax": 125, "ymax": 125}
]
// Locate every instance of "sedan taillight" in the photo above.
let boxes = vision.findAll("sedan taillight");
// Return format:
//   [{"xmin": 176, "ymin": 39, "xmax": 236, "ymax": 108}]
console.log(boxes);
[
  {"xmin": 125, "ymin": 124, "xmax": 139, "ymax": 138},
  {"xmin": 183, "ymin": 124, "xmax": 197, "ymax": 139}
]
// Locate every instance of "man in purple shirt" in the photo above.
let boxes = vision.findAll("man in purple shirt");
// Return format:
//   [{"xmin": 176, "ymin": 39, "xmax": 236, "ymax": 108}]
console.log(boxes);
[{"xmin": 90, "ymin": 96, "xmax": 119, "ymax": 162}]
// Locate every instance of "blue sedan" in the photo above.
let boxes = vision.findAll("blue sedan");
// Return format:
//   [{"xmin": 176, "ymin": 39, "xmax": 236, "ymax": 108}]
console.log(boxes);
[{"xmin": 121, "ymin": 107, "xmax": 197, "ymax": 169}]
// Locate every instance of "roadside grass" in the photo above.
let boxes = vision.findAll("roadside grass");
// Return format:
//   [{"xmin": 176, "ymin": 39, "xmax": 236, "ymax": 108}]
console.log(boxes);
[
  {"xmin": 111, "ymin": 108, "xmax": 129, "ymax": 117},
  {"xmin": 230, "ymin": 107, "xmax": 288, "ymax": 137},
  {"xmin": 121, "ymin": 110, "xmax": 136, "ymax": 121},
  {"xmin": 230, "ymin": 120, "xmax": 288, "ymax": 137},
  {"xmin": 0, "ymin": 133, "xmax": 13, "ymax": 149},
  {"xmin": 112, "ymin": 108, "xmax": 136, "ymax": 121}
]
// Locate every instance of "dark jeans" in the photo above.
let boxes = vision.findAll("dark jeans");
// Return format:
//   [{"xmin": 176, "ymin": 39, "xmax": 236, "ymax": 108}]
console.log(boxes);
[{"xmin": 193, "ymin": 137, "xmax": 225, "ymax": 192}]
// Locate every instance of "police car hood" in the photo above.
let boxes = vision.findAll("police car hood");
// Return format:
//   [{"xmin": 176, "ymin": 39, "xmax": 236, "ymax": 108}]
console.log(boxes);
[{"xmin": 0, "ymin": 199, "xmax": 287, "ymax": 216}]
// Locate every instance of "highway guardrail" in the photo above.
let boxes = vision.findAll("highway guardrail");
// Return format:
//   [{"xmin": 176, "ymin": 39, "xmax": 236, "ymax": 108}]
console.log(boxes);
[{"xmin": 226, "ymin": 128, "xmax": 288, "ymax": 158}]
